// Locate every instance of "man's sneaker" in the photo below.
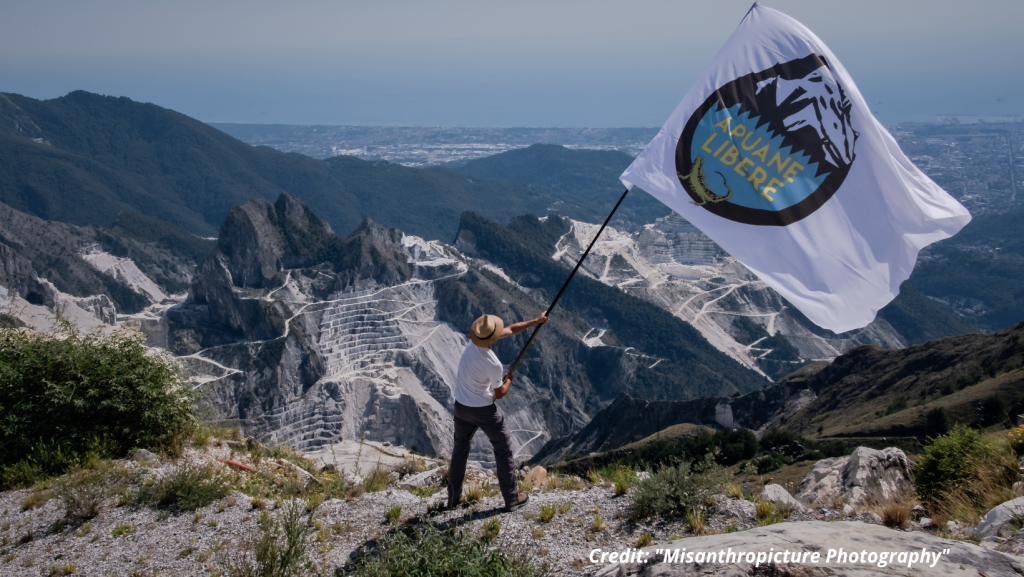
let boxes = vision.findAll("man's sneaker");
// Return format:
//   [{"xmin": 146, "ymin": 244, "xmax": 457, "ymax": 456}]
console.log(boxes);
[
  {"xmin": 447, "ymin": 497, "xmax": 466, "ymax": 510},
  {"xmin": 505, "ymin": 493, "xmax": 529, "ymax": 512}
]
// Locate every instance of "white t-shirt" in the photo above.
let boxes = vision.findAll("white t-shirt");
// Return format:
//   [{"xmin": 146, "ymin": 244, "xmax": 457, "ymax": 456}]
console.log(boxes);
[{"xmin": 454, "ymin": 341, "xmax": 503, "ymax": 407}]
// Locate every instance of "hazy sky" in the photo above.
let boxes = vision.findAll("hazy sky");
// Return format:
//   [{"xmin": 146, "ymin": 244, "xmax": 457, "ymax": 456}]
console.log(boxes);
[{"xmin": 2, "ymin": 1, "xmax": 1021, "ymax": 126}]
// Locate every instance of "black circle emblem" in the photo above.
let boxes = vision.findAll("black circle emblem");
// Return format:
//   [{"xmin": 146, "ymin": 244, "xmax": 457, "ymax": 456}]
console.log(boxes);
[{"xmin": 676, "ymin": 53, "xmax": 858, "ymax": 226}]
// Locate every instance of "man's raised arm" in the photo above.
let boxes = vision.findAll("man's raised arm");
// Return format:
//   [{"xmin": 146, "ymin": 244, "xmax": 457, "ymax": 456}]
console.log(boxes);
[{"xmin": 500, "ymin": 312, "xmax": 548, "ymax": 339}]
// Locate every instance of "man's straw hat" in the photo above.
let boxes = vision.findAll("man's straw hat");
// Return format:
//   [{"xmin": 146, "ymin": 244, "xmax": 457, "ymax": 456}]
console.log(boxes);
[{"xmin": 470, "ymin": 314, "xmax": 503, "ymax": 347}]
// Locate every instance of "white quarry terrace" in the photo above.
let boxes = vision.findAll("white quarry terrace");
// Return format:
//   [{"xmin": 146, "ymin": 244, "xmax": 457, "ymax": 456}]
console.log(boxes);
[
  {"xmin": 553, "ymin": 213, "xmax": 907, "ymax": 376},
  {"xmin": 80, "ymin": 243, "xmax": 168, "ymax": 303},
  {"xmin": 171, "ymin": 234, "xmax": 556, "ymax": 467}
]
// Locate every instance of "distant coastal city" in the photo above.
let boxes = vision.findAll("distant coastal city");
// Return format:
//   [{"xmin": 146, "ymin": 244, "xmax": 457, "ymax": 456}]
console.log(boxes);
[
  {"xmin": 213, "ymin": 118, "xmax": 1023, "ymax": 218},
  {"xmin": 209, "ymin": 124, "xmax": 659, "ymax": 166}
]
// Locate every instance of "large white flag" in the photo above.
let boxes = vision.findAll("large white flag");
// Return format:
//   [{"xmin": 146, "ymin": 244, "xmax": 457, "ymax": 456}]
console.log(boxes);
[{"xmin": 620, "ymin": 3, "xmax": 970, "ymax": 333}]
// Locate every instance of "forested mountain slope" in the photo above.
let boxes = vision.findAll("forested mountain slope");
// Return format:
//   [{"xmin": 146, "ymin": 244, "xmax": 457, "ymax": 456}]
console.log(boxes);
[
  {"xmin": 455, "ymin": 143, "xmax": 670, "ymax": 226},
  {"xmin": 0, "ymin": 92, "xmax": 651, "ymax": 241}
]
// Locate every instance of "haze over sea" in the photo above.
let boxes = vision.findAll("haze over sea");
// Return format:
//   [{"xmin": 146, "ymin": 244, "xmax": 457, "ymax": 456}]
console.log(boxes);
[{"xmin": 1, "ymin": 0, "xmax": 1020, "ymax": 128}]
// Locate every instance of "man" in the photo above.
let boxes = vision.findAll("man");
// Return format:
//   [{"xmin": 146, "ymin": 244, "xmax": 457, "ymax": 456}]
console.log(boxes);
[{"xmin": 447, "ymin": 311, "xmax": 548, "ymax": 512}]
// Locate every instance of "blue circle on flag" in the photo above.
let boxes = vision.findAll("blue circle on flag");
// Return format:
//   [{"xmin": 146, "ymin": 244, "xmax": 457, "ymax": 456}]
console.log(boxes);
[{"xmin": 676, "ymin": 54, "xmax": 859, "ymax": 226}]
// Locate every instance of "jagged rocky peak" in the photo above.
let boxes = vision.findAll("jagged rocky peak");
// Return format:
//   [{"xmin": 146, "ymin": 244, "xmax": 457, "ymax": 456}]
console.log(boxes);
[
  {"xmin": 214, "ymin": 193, "xmax": 335, "ymax": 289},
  {"xmin": 201, "ymin": 193, "xmax": 410, "ymax": 294},
  {"xmin": 329, "ymin": 217, "xmax": 410, "ymax": 289}
]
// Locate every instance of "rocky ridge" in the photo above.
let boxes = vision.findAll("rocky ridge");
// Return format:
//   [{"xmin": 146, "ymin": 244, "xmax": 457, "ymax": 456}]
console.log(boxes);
[
  {"xmin": 1, "ymin": 441, "xmax": 1021, "ymax": 577},
  {"xmin": 536, "ymin": 321, "xmax": 1024, "ymax": 463}
]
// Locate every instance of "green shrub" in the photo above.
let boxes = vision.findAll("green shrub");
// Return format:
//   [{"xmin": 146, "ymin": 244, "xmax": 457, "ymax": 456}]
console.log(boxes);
[
  {"xmin": 882, "ymin": 396, "xmax": 909, "ymax": 416},
  {"xmin": 632, "ymin": 453, "xmax": 730, "ymax": 519},
  {"xmin": 137, "ymin": 457, "xmax": 231, "ymax": 510},
  {"xmin": 340, "ymin": 523, "xmax": 538, "ymax": 577},
  {"xmin": 915, "ymin": 425, "xmax": 994, "ymax": 502},
  {"xmin": 52, "ymin": 467, "xmax": 105, "ymax": 520},
  {"xmin": 598, "ymin": 464, "xmax": 636, "ymax": 488},
  {"xmin": 384, "ymin": 506, "xmax": 401, "ymax": 524},
  {"xmin": 219, "ymin": 499, "xmax": 316, "ymax": 577},
  {"xmin": 362, "ymin": 466, "xmax": 390, "ymax": 493},
  {"xmin": 0, "ymin": 325, "xmax": 196, "ymax": 487},
  {"xmin": 480, "ymin": 518, "xmax": 501, "ymax": 543},
  {"xmin": 919, "ymin": 426, "xmax": 1021, "ymax": 523},
  {"xmin": 1, "ymin": 460, "xmax": 43, "ymax": 489},
  {"xmin": 538, "ymin": 504, "xmax": 556, "ymax": 523}
]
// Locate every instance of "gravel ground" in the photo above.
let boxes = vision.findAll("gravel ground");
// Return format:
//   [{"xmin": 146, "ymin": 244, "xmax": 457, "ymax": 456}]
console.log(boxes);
[{"xmin": 0, "ymin": 446, "xmax": 913, "ymax": 576}]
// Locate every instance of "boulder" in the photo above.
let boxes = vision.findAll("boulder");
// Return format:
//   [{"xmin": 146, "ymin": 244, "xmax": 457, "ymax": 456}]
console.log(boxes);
[
  {"xmin": 276, "ymin": 459, "xmax": 320, "ymax": 488},
  {"xmin": 796, "ymin": 447, "xmax": 914, "ymax": 508},
  {"xmin": 715, "ymin": 494, "xmax": 756, "ymax": 520},
  {"xmin": 131, "ymin": 449, "xmax": 160, "ymax": 466},
  {"xmin": 911, "ymin": 504, "xmax": 927, "ymax": 520},
  {"xmin": 399, "ymin": 467, "xmax": 442, "ymax": 491},
  {"xmin": 761, "ymin": 484, "xmax": 807, "ymax": 513},
  {"xmin": 998, "ymin": 529, "xmax": 1024, "ymax": 556},
  {"xmin": 594, "ymin": 520, "xmax": 1024, "ymax": 577},
  {"xmin": 976, "ymin": 497, "xmax": 1024, "ymax": 538},
  {"xmin": 525, "ymin": 466, "xmax": 547, "ymax": 490}
]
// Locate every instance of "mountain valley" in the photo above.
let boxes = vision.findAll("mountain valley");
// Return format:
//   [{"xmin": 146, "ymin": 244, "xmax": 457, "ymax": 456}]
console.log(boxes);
[{"xmin": 0, "ymin": 90, "xmax": 1018, "ymax": 473}]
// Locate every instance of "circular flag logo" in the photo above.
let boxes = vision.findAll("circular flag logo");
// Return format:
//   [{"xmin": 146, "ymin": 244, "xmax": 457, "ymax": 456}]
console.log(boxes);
[{"xmin": 676, "ymin": 54, "xmax": 859, "ymax": 226}]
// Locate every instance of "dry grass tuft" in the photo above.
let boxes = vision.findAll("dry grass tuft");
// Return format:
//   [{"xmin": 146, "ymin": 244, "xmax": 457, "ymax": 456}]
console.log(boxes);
[
  {"xmin": 727, "ymin": 484, "xmax": 743, "ymax": 499},
  {"xmin": 686, "ymin": 508, "xmax": 706, "ymax": 535},
  {"xmin": 539, "ymin": 504, "xmax": 556, "ymax": 523},
  {"xmin": 21, "ymin": 490, "xmax": 54, "ymax": 511},
  {"xmin": 362, "ymin": 465, "xmax": 390, "ymax": 493},
  {"xmin": 465, "ymin": 485, "xmax": 483, "ymax": 504},
  {"xmin": 545, "ymin": 475, "xmax": 586, "ymax": 492},
  {"xmin": 880, "ymin": 501, "xmax": 911, "ymax": 529},
  {"xmin": 635, "ymin": 532, "xmax": 653, "ymax": 548}
]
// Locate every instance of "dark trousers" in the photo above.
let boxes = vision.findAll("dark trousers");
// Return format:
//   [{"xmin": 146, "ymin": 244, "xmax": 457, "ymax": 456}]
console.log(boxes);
[{"xmin": 447, "ymin": 401, "xmax": 519, "ymax": 507}]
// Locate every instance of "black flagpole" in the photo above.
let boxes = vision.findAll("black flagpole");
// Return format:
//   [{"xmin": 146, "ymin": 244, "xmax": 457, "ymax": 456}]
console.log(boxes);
[{"xmin": 507, "ymin": 187, "xmax": 631, "ymax": 374}]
